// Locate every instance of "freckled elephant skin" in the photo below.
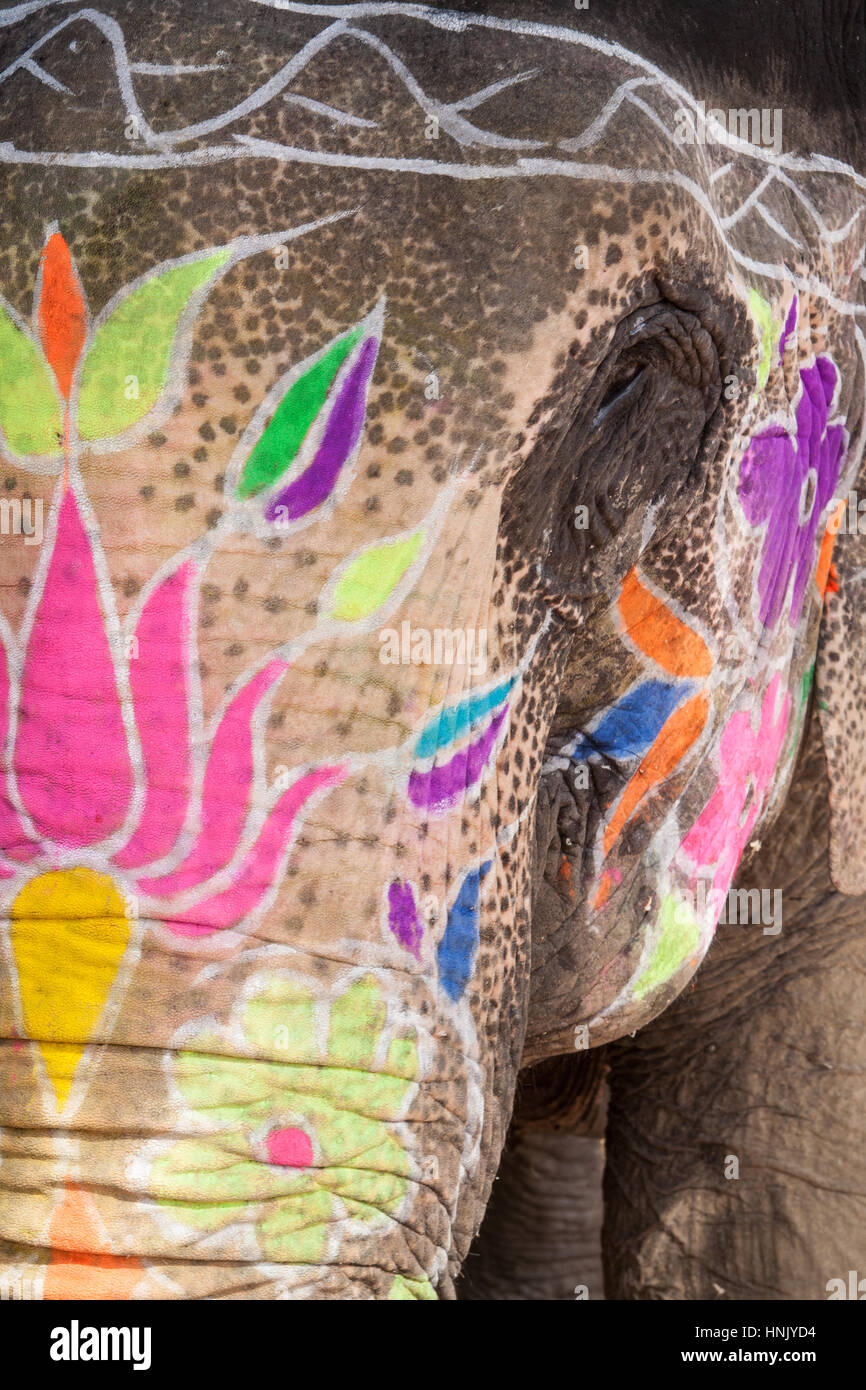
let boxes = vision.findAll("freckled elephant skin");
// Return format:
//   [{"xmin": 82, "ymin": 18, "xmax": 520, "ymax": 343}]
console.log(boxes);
[{"xmin": 0, "ymin": 0, "xmax": 864, "ymax": 1300}]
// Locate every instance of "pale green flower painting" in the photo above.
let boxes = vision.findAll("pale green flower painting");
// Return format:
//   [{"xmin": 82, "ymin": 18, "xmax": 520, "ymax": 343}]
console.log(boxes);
[{"xmin": 150, "ymin": 974, "xmax": 422, "ymax": 1267}]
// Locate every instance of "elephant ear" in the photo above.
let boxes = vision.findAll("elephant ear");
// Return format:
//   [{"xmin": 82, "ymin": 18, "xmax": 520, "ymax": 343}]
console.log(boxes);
[{"xmin": 815, "ymin": 511, "xmax": 866, "ymax": 894}]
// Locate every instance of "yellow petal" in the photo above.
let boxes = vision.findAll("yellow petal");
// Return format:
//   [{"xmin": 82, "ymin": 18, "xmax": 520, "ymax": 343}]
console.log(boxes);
[{"xmin": 11, "ymin": 868, "xmax": 130, "ymax": 1110}]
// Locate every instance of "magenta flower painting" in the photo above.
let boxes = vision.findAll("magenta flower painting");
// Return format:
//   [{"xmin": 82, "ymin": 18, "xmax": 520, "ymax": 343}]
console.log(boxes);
[
  {"xmin": 680, "ymin": 672, "xmax": 791, "ymax": 906},
  {"xmin": 738, "ymin": 356, "xmax": 847, "ymax": 630},
  {"xmin": 5, "ymin": 489, "xmax": 347, "ymax": 913},
  {"xmin": 0, "ymin": 227, "xmax": 403, "ymax": 1114}
]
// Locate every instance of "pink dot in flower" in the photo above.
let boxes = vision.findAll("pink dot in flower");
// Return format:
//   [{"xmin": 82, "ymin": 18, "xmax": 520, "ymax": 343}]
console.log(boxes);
[{"xmin": 266, "ymin": 1126, "xmax": 314, "ymax": 1168}]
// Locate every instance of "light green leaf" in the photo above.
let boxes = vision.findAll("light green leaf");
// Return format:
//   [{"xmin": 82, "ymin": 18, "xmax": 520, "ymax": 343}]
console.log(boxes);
[
  {"xmin": 385, "ymin": 1033, "xmax": 419, "ymax": 1084},
  {"xmin": 330, "ymin": 533, "xmax": 424, "ymax": 623},
  {"xmin": 174, "ymin": 1047, "xmax": 285, "ymax": 1127},
  {"xmin": 151, "ymin": 1132, "xmax": 316, "ymax": 1226},
  {"xmin": 258, "ymin": 1188, "xmax": 334, "ymax": 1264},
  {"xmin": 0, "ymin": 301, "xmax": 62, "ymax": 455},
  {"xmin": 748, "ymin": 287, "xmax": 778, "ymax": 392},
  {"xmin": 77, "ymin": 249, "xmax": 231, "ymax": 441},
  {"xmin": 321, "ymin": 1063, "xmax": 415, "ymax": 1121},
  {"xmin": 633, "ymin": 894, "xmax": 700, "ymax": 1000}
]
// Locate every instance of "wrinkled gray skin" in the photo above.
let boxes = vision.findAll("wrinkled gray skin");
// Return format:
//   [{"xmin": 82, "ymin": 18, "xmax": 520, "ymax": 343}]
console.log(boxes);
[{"xmin": 462, "ymin": 714, "xmax": 866, "ymax": 1300}]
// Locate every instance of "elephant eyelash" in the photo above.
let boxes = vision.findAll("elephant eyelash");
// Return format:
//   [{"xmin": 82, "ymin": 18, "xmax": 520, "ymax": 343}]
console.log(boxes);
[{"xmin": 591, "ymin": 364, "xmax": 647, "ymax": 429}]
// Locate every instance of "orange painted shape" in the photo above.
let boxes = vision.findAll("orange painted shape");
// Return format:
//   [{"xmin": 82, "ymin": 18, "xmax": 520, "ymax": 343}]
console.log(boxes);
[
  {"xmin": 602, "ymin": 691, "xmax": 709, "ymax": 856},
  {"xmin": 43, "ymin": 1183, "xmax": 143, "ymax": 1300},
  {"xmin": 38, "ymin": 232, "xmax": 86, "ymax": 401},
  {"xmin": 815, "ymin": 502, "xmax": 845, "ymax": 598},
  {"xmin": 593, "ymin": 870, "xmax": 613, "ymax": 911},
  {"xmin": 618, "ymin": 568, "xmax": 713, "ymax": 678},
  {"xmin": 558, "ymin": 854, "xmax": 576, "ymax": 898}
]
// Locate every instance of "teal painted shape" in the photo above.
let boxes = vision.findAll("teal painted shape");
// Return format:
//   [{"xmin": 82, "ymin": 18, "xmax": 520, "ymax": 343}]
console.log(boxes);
[{"xmin": 414, "ymin": 677, "xmax": 514, "ymax": 761}]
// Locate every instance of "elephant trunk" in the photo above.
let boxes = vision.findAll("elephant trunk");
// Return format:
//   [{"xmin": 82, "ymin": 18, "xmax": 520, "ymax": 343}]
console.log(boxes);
[{"xmin": 0, "ymin": 953, "xmax": 486, "ymax": 1300}]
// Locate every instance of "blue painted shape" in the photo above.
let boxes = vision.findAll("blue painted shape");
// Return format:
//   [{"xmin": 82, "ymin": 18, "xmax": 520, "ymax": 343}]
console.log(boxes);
[
  {"xmin": 414, "ymin": 677, "xmax": 514, "ymax": 761},
  {"xmin": 437, "ymin": 860, "xmax": 493, "ymax": 1002},
  {"xmin": 570, "ymin": 679, "xmax": 693, "ymax": 762}
]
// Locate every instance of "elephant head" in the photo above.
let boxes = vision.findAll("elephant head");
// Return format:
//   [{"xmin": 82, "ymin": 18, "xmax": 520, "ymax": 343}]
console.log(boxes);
[{"xmin": 0, "ymin": 0, "xmax": 864, "ymax": 1299}]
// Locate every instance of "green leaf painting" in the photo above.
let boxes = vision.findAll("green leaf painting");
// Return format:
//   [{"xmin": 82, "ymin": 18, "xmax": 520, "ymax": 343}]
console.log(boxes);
[
  {"xmin": 329, "ymin": 533, "xmax": 424, "ymax": 623},
  {"xmin": 77, "ymin": 249, "xmax": 231, "ymax": 441},
  {"xmin": 0, "ymin": 301, "xmax": 62, "ymax": 456},
  {"xmin": 748, "ymin": 287, "xmax": 779, "ymax": 393},
  {"xmin": 236, "ymin": 324, "xmax": 364, "ymax": 499},
  {"xmin": 150, "ymin": 974, "xmax": 419, "ymax": 1267},
  {"xmin": 633, "ymin": 893, "xmax": 700, "ymax": 1000}
]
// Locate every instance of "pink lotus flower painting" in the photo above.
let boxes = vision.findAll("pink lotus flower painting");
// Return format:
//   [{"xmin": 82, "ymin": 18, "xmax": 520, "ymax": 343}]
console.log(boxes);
[{"xmin": 0, "ymin": 225, "xmax": 424, "ymax": 1113}]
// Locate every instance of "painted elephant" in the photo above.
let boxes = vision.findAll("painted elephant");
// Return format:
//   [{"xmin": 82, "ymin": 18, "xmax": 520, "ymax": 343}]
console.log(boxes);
[{"xmin": 0, "ymin": 0, "xmax": 864, "ymax": 1301}]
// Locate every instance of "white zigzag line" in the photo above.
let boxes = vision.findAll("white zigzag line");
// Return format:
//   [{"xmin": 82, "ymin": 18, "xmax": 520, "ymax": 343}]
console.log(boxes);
[
  {"xmin": 0, "ymin": 5, "xmax": 541, "ymax": 152},
  {"xmin": 0, "ymin": 2, "xmax": 862, "ymax": 320},
  {"xmin": 0, "ymin": 0, "xmax": 862, "ymax": 193}
]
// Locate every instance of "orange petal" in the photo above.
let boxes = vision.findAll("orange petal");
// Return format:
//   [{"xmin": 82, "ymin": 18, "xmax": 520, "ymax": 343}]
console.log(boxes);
[
  {"xmin": 43, "ymin": 1183, "xmax": 143, "ymax": 1300},
  {"xmin": 593, "ymin": 869, "xmax": 615, "ymax": 910},
  {"xmin": 603, "ymin": 692, "xmax": 709, "ymax": 856},
  {"xmin": 618, "ymin": 568, "xmax": 713, "ymax": 678},
  {"xmin": 816, "ymin": 502, "xmax": 845, "ymax": 598},
  {"xmin": 38, "ymin": 232, "xmax": 86, "ymax": 401}
]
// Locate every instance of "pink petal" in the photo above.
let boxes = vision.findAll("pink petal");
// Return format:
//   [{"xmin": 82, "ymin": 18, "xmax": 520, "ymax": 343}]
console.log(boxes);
[
  {"xmin": 682, "ymin": 673, "xmax": 790, "ymax": 900},
  {"xmin": 114, "ymin": 561, "xmax": 196, "ymax": 871},
  {"xmin": 0, "ymin": 629, "xmax": 38, "ymax": 862},
  {"xmin": 163, "ymin": 763, "xmax": 347, "ymax": 937},
  {"xmin": 137, "ymin": 659, "xmax": 287, "ymax": 896},
  {"xmin": 14, "ymin": 489, "xmax": 133, "ymax": 846},
  {"xmin": 266, "ymin": 1126, "xmax": 313, "ymax": 1168}
]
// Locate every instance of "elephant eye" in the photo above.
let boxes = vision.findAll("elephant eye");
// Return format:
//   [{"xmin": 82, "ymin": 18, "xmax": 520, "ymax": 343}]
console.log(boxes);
[
  {"xmin": 501, "ymin": 295, "xmax": 728, "ymax": 614},
  {"xmin": 569, "ymin": 302, "xmax": 723, "ymax": 539}
]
